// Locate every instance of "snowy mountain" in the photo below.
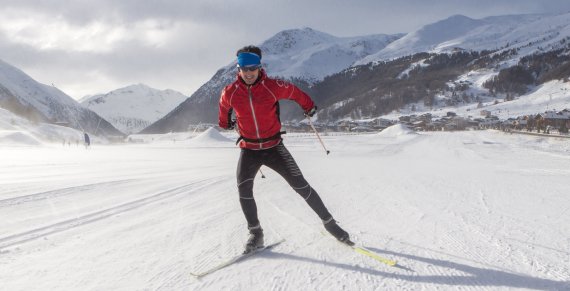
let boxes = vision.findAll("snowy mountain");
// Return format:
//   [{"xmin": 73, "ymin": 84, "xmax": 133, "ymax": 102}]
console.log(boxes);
[
  {"xmin": 356, "ymin": 13, "xmax": 570, "ymax": 64},
  {"xmin": 260, "ymin": 28, "xmax": 403, "ymax": 83},
  {"xmin": 141, "ymin": 28, "xmax": 402, "ymax": 133},
  {"xmin": 282, "ymin": 13, "xmax": 570, "ymax": 122},
  {"xmin": 145, "ymin": 13, "xmax": 570, "ymax": 133},
  {"xmin": 0, "ymin": 58, "xmax": 123, "ymax": 137},
  {"xmin": 193, "ymin": 27, "xmax": 402, "ymax": 103},
  {"xmin": 81, "ymin": 84, "xmax": 187, "ymax": 134}
]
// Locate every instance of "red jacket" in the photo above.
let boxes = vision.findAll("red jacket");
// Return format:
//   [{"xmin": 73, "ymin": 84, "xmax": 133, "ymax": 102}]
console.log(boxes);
[{"xmin": 219, "ymin": 70, "xmax": 315, "ymax": 150}]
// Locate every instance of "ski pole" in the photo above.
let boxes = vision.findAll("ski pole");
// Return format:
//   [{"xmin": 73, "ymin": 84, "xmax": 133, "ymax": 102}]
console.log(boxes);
[{"xmin": 307, "ymin": 117, "xmax": 330, "ymax": 155}]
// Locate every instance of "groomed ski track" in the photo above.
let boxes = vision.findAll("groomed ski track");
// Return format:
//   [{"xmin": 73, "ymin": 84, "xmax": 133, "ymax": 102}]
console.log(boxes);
[{"xmin": 0, "ymin": 130, "xmax": 569, "ymax": 290}]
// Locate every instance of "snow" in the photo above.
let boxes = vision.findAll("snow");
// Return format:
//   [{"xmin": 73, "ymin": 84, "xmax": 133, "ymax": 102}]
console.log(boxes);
[
  {"xmin": 0, "ymin": 130, "xmax": 42, "ymax": 145},
  {"xmin": 260, "ymin": 27, "xmax": 401, "ymax": 82},
  {"xmin": 1, "ymin": 126, "xmax": 569, "ymax": 290},
  {"xmin": 0, "ymin": 59, "xmax": 84, "ymax": 123},
  {"xmin": 378, "ymin": 124, "xmax": 417, "ymax": 137},
  {"xmin": 383, "ymin": 74, "xmax": 570, "ymax": 121},
  {"xmin": 397, "ymin": 59, "xmax": 429, "ymax": 79},
  {"xmin": 489, "ymin": 80, "xmax": 570, "ymax": 118},
  {"xmin": 124, "ymin": 127, "xmax": 235, "ymax": 146},
  {"xmin": 0, "ymin": 58, "xmax": 122, "ymax": 136},
  {"xmin": 187, "ymin": 127, "xmax": 233, "ymax": 145},
  {"xmin": 0, "ymin": 107, "xmax": 104, "ymax": 146},
  {"xmin": 201, "ymin": 27, "xmax": 402, "ymax": 94}
]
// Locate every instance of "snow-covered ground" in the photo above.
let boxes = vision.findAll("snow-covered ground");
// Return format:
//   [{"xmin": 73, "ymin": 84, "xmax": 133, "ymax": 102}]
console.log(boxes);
[
  {"xmin": 1, "ymin": 127, "xmax": 569, "ymax": 290},
  {"xmin": 384, "ymin": 78, "xmax": 570, "ymax": 121}
]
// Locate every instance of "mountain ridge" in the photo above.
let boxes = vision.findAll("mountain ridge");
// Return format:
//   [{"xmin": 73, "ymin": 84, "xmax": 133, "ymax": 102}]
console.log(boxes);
[
  {"xmin": 0, "ymin": 58, "xmax": 123, "ymax": 137},
  {"xmin": 356, "ymin": 13, "xmax": 565, "ymax": 65}
]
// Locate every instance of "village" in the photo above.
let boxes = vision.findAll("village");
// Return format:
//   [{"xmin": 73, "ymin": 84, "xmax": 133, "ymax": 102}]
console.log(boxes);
[{"xmin": 277, "ymin": 108, "xmax": 570, "ymax": 136}]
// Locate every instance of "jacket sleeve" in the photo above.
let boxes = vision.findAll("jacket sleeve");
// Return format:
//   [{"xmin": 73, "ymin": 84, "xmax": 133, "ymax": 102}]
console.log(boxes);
[
  {"xmin": 273, "ymin": 80, "xmax": 315, "ymax": 112},
  {"xmin": 218, "ymin": 86, "xmax": 233, "ymax": 129}
]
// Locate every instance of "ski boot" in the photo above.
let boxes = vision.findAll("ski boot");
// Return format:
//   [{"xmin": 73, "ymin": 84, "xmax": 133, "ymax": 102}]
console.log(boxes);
[
  {"xmin": 323, "ymin": 218, "xmax": 353, "ymax": 246},
  {"xmin": 244, "ymin": 225, "xmax": 264, "ymax": 254}
]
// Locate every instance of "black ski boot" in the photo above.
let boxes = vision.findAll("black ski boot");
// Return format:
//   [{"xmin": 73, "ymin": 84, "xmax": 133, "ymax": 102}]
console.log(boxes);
[
  {"xmin": 323, "ymin": 218, "xmax": 353, "ymax": 245},
  {"xmin": 244, "ymin": 225, "xmax": 264, "ymax": 254}
]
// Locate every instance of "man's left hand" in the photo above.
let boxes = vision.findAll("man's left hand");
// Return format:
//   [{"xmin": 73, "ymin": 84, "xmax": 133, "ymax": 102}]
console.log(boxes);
[{"xmin": 304, "ymin": 106, "xmax": 317, "ymax": 118}]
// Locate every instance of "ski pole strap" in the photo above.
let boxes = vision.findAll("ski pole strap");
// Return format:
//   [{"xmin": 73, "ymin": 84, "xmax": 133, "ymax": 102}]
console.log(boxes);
[{"xmin": 236, "ymin": 131, "xmax": 287, "ymax": 145}]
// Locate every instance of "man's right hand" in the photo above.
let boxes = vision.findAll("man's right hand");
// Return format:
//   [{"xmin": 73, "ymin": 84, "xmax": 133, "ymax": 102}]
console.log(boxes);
[{"xmin": 227, "ymin": 120, "xmax": 236, "ymax": 130}]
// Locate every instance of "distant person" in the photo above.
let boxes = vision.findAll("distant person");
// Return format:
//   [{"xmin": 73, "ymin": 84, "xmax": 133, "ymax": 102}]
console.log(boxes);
[
  {"xmin": 218, "ymin": 45, "xmax": 351, "ymax": 254},
  {"xmin": 84, "ymin": 132, "xmax": 90, "ymax": 148}
]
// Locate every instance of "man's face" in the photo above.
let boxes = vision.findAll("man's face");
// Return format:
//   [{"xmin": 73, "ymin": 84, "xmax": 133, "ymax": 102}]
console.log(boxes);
[{"xmin": 239, "ymin": 66, "xmax": 260, "ymax": 85}]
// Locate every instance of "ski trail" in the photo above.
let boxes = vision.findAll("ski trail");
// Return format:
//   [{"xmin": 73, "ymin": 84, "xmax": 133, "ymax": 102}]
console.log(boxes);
[
  {"xmin": 478, "ymin": 189, "xmax": 491, "ymax": 215},
  {"xmin": 189, "ymin": 226, "xmax": 242, "ymax": 277},
  {"xmin": 0, "ymin": 177, "xmax": 222, "ymax": 249},
  {"xmin": 261, "ymin": 193, "xmax": 328, "ymax": 251},
  {"xmin": 0, "ymin": 179, "xmax": 136, "ymax": 207},
  {"xmin": 187, "ymin": 181, "xmax": 251, "ymax": 280}
]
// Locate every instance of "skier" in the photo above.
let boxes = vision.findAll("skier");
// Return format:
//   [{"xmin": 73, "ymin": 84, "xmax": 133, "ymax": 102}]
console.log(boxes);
[
  {"xmin": 218, "ymin": 45, "xmax": 351, "ymax": 253},
  {"xmin": 83, "ymin": 132, "xmax": 90, "ymax": 148}
]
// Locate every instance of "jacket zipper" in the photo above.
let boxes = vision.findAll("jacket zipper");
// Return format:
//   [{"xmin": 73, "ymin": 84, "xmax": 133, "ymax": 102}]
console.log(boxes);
[{"xmin": 247, "ymin": 86, "xmax": 262, "ymax": 149}]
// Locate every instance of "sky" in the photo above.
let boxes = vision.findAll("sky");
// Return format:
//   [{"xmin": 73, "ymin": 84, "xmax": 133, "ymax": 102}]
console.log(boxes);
[{"xmin": 1, "ymin": 0, "xmax": 570, "ymax": 100}]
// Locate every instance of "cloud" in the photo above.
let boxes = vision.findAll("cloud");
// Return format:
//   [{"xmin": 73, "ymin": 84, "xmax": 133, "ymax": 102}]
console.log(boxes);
[
  {"xmin": 1, "ymin": 0, "xmax": 570, "ymax": 99},
  {"xmin": 0, "ymin": 3, "xmax": 239, "ymax": 98}
]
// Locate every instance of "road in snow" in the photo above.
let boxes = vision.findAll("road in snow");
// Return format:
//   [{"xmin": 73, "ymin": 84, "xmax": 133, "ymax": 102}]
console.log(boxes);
[{"xmin": 0, "ymin": 128, "xmax": 569, "ymax": 290}]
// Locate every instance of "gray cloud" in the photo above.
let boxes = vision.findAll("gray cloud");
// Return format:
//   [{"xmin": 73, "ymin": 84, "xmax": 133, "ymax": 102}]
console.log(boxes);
[{"xmin": 1, "ymin": 0, "xmax": 570, "ymax": 99}]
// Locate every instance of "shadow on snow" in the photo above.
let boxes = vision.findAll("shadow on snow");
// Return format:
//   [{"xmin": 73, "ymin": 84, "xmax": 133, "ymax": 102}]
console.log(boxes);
[{"xmin": 258, "ymin": 247, "xmax": 569, "ymax": 290}]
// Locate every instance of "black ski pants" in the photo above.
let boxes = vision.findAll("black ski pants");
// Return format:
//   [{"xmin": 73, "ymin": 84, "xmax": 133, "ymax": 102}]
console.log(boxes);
[{"xmin": 237, "ymin": 141, "xmax": 332, "ymax": 228}]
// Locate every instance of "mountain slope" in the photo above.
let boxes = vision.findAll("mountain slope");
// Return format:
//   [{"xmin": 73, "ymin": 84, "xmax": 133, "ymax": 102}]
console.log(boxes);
[
  {"xmin": 81, "ymin": 84, "xmax": 187, "ymax": 134},
  {"xmin": 0, "ymin": 59, "xmax": 123, "ymax": 137},
  {"xmin": 0, "ymin": 107, "xmax": 99, "ymax": 145}
]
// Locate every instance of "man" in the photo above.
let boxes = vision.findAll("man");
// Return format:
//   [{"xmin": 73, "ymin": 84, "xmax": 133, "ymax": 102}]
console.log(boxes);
[
  {"xmin": 83, "ymin": 132, "xmax": 90, "ymax": 149},
  {"xmin": 218, "ymin": 45, "xmax": 351, "ymax": 253}
]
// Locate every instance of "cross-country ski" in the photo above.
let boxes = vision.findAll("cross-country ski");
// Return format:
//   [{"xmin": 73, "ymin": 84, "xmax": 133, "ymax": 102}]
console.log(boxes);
[{"xmin": 190, "ymin": 240, "xmax": 285, "ymax": 278}]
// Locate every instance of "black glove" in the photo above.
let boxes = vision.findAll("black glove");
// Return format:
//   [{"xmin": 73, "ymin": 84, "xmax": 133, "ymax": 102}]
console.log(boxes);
[
  {"xmin": 304, "ymin": 106, "xmax": 317, "ymax": 118},
  {"xmin": 227, "ymin": 120, "xmax": 236, "ymax": 130}
]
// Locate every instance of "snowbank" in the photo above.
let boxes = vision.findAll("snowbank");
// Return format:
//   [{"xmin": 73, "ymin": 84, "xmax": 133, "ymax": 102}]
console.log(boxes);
[
  {"xmin": 187, "ymin": 127, "xmax": 233, "ymax": 145},
  {"xmin": 378, "ymin": 123, "xmax": 417, "ymax": 137},
  {"xmin": 0, "ymin": 131, "xmax": 42, "ymax": 146}
]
